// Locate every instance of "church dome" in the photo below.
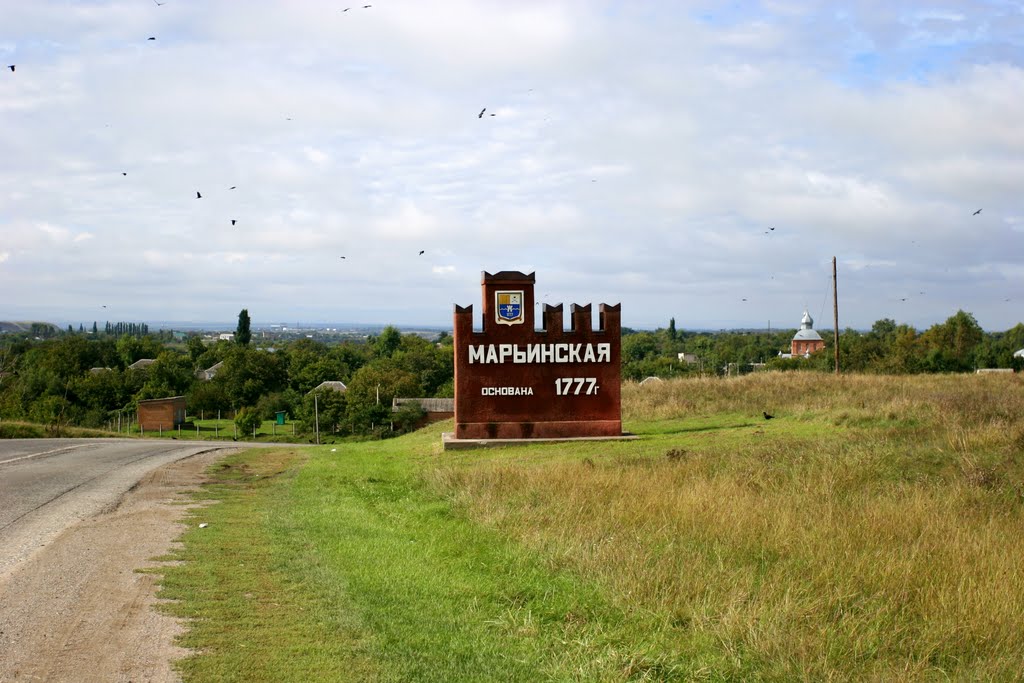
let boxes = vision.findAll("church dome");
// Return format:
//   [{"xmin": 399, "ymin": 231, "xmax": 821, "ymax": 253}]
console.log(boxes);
[{"xmin": 793, "ymin": 310, "xmax": 822, "ymax": 341}]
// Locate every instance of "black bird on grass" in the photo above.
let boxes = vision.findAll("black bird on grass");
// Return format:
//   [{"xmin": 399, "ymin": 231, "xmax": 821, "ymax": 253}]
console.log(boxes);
[
  {"xmin": 763, "ymin": 411, "xmax": 774, "ymax": 420},
  {"xmin": 973, "ymin": 208, "xmax": 982, "ymax": 215}
]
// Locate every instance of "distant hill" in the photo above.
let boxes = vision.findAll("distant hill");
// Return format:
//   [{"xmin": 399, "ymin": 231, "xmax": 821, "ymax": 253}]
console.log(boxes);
[{"xmin": 0, "ymin": 321, "xmax": 59, "ymax": 334}]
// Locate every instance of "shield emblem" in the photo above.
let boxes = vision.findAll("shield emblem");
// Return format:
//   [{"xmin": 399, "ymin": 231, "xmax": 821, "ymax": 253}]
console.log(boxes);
[{"xmin": 495, "ymin": 290, "xmax": 524, "ymax": 325}]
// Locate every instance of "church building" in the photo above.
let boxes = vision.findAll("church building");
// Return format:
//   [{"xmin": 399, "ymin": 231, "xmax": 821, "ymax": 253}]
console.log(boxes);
[{"xmin": 791, "ymin": 310, "xmax": 824, "ymax": 356}]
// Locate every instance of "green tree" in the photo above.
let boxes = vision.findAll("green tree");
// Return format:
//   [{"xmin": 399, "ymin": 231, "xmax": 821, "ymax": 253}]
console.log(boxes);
[
  {"xmin": 187, "ymin": 335, "xmax": 206, "ymax": 365},
  {"xmin": 217, "ymin": 345, "xmax": 287, "ymax": 408},
  {"xmin": 234, "ymin": 406, "xmax": 262, "ymax": 437},
  {"xmin": 344, "ymin": 360, "xmax": 419, "ymax": 434},
  {"xmin": 919, "ymin": 310, "xmax": 983, "ymax": 372},
  {"xmin": 373, "ymin": 325, "xmax": 402, "ymax": 359},
  {"xmin": 138, "ymin": 351, "xmax": 195, "ymax": 400},
  {"xmin": 236, "ymin": 309, "xmax": 252, "ymax": 346}
]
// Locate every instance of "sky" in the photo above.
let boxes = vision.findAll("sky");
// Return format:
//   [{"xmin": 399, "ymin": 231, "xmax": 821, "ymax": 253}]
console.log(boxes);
[{"xmin": 1, "ymin": 1, "xmax": 1022, "ymax": 332}]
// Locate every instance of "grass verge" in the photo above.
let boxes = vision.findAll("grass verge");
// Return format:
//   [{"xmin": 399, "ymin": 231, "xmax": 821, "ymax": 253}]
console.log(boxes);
[{"xmin": 158, "ymin": 372, "xmax": 1024, "ymax": 681}]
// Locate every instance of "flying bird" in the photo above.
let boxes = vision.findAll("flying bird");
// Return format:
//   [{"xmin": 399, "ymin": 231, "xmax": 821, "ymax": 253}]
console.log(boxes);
[
  {"xmin": 122, "ymin": 172, "xmax": 127, "ymax": 176},
  {"xmin": 231, "ymin": 219, "xmax": 237, "ymax": 225},
  {"xmin": 769, "ymin": 227, "xmax": 775, "ymax": 230},
  {"xmin": 153, "ymin": 0, "xmax": 166, "ymax": 4},
  {"xmin": 363, "ymin": 4, "xmax": 372, "ymax": 7},
  {"xmin": 339, "ymin": 256, "xmax": 346, "ymax": 259},
  {"xmin": 147, "ymin": 36, "xmax": 156, "ymax": 40},
  {"xmin": 973, "ymin": 208, "xmax": 982, "ymax": 216},
  {"xmin": 763, "ymin": 411, "xmax": 774, "ymax": 420},
  {"xmin": 7, "ymin": 65, "xmax": 14, "ymax": 72},
  {"xmin": 418, "ymin": 250, "xmax": 425, "ymax": 255},
  {"xmin": 479, "ymin": 108, "xmax": 486, "ymax": 118},
  {"xmin": 196, "ymin": 191, "xmax": 202, "ymax": 199},
  {"xmin": 229, "ymin": 186, "xmax": 236, "ymax": 190},
  {"xmin": 342, "ymin": 6, "xmax": 350, "ymax": 10}
]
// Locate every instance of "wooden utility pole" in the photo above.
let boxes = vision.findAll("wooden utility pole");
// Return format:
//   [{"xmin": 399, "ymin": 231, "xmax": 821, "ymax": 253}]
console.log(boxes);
[{"xmin": 832, "ymin": 256, "xmax": 840, "ymax": 374}]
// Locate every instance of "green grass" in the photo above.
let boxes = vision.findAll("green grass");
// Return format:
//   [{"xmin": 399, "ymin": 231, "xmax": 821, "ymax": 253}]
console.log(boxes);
[
  {"xmin": 127, "ymin": 417, "xmax": 318, "ymax": 443},
  {"xmin": 159, "ymin": 439, "xmax": 696, "ymax": 681},
  {"xmin": 157, "ymin": 372, "xmax": 1024, "ymax": 681}
]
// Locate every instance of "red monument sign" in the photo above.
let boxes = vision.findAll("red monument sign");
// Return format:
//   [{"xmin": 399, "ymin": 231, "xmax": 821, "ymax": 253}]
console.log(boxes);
[{"xmin": 453, "ymin": 271, "xmax": 622, "ymax": 440}]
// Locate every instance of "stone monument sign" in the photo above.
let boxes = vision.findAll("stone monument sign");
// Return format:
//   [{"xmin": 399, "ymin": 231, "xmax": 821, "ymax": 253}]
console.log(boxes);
[{"xmin": 453, "ymin": 271, "xmax": 622, "ymax": 439}]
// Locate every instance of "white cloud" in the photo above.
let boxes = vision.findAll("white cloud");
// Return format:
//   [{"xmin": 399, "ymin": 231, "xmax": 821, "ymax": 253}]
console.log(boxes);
[{"xmin": 1, "ymin": 1, "xmax": 1023, "ymax": 329}]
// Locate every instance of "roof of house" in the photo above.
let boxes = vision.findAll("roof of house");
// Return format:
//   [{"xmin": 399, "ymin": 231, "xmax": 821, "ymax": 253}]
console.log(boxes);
[
  {"xmin": 392, "ymin": 397, "xmax": 454, "ymax": 413},
  {"xmin": 312, "ymin": 381, "xmax": 347, "ymax": 393},
  {"xmin": 138, "ymin": 395, "xmax": 185, "ymax": 405},
  {"xmin": 128, "ymin": 358, "xmax": 156, "ymax": 370}
]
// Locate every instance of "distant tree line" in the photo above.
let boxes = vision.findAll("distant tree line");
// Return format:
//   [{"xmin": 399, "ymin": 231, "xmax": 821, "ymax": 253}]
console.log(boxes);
[
  {"xmin": 3, "ymin": 308, "xmax": 1022, "ymax": 435},
  {"xmin": 0, "ymin": 318, "xmax": 453, "ymax": 438},
  {"xmin": 620, "ymin": 311, "xmax": 1024, "ymax": 380}
]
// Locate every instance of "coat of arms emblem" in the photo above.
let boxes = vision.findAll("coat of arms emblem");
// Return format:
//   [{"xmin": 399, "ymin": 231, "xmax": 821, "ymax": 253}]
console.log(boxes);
[{"xmin": 495, "ymin": 290, "xmax": 524, "ymax": 325}]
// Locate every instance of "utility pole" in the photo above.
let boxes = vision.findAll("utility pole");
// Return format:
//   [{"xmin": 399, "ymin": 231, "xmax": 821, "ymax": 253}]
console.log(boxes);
[{"xmin": 832, "ymin": 256, "xmax": 840, "ymax": 375}]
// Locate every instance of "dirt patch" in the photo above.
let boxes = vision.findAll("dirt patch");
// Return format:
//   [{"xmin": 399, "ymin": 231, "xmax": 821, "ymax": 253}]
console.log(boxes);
[{"xmin": 0, "ymin": 449, "xmax": 231, "ymax": 683}]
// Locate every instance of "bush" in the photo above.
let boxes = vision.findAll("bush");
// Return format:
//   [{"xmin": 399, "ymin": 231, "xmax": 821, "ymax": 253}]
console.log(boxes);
[{"xmin": 234, "ymin": 406, "xmax": 263, "ymax": 436}]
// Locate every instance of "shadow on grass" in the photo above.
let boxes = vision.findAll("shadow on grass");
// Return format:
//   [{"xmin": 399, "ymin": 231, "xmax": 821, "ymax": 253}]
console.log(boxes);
[{"xmin": 639, "ymin": 421, "xmax": 760, "ymax": 436}]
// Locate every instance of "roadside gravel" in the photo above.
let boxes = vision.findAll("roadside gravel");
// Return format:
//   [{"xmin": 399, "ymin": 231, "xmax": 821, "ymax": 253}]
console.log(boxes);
[{"xmin": 0, "ymin": 449, "xmax": 230, "ymax": 683}]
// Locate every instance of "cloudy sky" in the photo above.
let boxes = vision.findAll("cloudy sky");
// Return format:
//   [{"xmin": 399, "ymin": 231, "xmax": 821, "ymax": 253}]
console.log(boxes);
[{"xmin": 2, "ymin": 1, "xmax": 1022, "ymax": 332}]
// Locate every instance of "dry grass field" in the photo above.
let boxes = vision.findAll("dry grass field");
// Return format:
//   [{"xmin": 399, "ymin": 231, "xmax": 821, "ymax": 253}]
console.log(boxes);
[{"xmin": 428, "ymin": 372, "xmax": 1024, "ymax": 680}]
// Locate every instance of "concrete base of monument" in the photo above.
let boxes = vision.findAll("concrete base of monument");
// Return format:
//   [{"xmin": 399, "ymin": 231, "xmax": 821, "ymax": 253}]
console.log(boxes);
[{"xmin": 441, "ymin": 431, "xmax": 639, "ymax": 451}]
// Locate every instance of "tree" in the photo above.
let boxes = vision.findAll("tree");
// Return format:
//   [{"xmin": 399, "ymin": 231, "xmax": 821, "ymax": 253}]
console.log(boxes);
[
  {"xmin": 92, "ymin": 321, "xmax": 98, "ymax": 335},
  {"xmin": 234, "ymin": 406, "xmax": 263, "ymax": 436},
  {"xmin": 373, "ymin": 325, "xmax": 402, "ymax": 358},
  {"xmin": 344, "ymin": 360, "xmax": 419, "ymax": 434},
  {"xmin": 236, "ymin": 309, "xmax": 251, "ymax": 346},
  {"xmin": 217, "ymin": 345, "xmax": 287, "ymax": 408},
  {"xmin": 187, "ymin": 335, "xmax": 206, "ymax": 365},
  {"xmin": 668, "ymin": 317, "xmax": 677, "ymax": 341}
]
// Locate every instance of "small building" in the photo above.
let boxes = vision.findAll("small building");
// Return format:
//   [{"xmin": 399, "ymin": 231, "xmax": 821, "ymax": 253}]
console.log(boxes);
[
  {"xmin": 137, "ymin": 396, "xmax": 186, "ymax": 431},
  {"xmin": 677, "ymin": 352, "xmax": 699, "ymax": 364},
  {"xmin": 791, "ymin": 311, "xmax": 824, "ymax": 357},
  {"xmin": 127, "ymin": 358, "xmax": 156, "ymax": 371},
  {"xmin": 218, "ymin": 333, "xmax": 235, "ymax": 342},
  {"xmin": 392, "ymin": 398, "xmax": 454, "ymax": 427},
  {"xmin": 311, "ymin": 381, "xmax": 347, "ymax": 394},
  {"xmin": 89, "ymin": 367, "xmax": 113, "ymax": 374},
  {"xmin": 195, "ymin": 360, "xmax": 223, "ymax": 381},
  {"xmin": 639, "ymin": 376, "xmax": 663, "ymax": 385}
]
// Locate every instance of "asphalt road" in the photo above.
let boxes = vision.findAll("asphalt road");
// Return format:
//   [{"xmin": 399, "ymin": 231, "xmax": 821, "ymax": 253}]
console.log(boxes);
[{"xmin": 0, "ymin": 438, "xmax": 233, "ymax": 578}]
